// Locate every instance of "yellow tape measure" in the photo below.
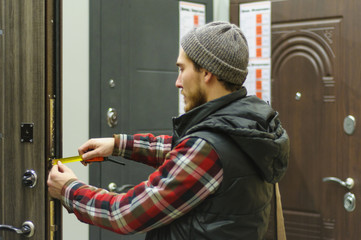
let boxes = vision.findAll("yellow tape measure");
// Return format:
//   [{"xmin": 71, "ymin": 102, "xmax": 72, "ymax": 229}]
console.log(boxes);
[
  {"xmin": 52, "ymin": 156, "xmax": 84, "ymax": 165},
  {"xmin": 52, "ymin": 156, "xmax": 124, "ymax": 166}
]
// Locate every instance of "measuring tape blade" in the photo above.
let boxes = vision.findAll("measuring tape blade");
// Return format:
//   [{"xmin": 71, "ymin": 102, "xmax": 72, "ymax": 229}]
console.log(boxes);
[{"xmin": 52, "ymin": 156, "xmax": 83, "ymax": 165}]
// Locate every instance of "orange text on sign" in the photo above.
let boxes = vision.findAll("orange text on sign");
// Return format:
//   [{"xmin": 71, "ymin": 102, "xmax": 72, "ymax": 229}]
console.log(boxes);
[
  {"xmin": 256, "ymin": 80, "xmax": 262, "ymax": 90},
  {"xmin": 256, "ymin": 69, "xmax": 262, "ymax": 79},
  {"xmin": 194, "ymin": 15, "xmax": 199, "ymax": 26},
  {"xmin": 256, "ymin": 14, "xmax": 262, "ymax": 24},
  {"xmin": 256, "ymin": 92, "xmax": 263, "ymax": 99},
  {"xmin": 256, "ymin": 37, "xmax": 262, "ymax": 46},
  {"xmin": 256, "ymin": 25, "xmax": 262, "ymax": 35},
  {"xmin": 256, "ymin": 48, "xmax": 262, "ymax": 57}
]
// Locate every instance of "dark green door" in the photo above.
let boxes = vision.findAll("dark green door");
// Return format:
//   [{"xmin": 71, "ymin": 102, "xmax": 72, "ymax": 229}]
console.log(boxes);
[{"xmin": 89, "ymin": 0, "xmax": 213, "ymax": 239}]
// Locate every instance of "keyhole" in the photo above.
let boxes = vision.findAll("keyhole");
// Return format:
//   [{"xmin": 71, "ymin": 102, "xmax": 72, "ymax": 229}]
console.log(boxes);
[{"xmin": 344, "ymin": 192, "xmax": 356, "ymax": 212}]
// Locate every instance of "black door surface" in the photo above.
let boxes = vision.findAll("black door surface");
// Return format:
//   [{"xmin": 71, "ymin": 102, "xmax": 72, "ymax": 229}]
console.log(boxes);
[{"xmin": 89, "ymin": 0, "xmax": 213, "ymax": 239}]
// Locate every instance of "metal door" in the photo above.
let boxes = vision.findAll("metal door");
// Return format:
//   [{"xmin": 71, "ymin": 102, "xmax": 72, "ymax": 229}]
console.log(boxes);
[
  {"xmin": 230, "ymin": 0, "xmax": 361, "ymax": 239},
  {"xmin": 89, "ymin": 0, "xmax": 212, "ymax": 239},
  {"xmin": 0, "ymin": 0, "xmax": 62, "ymax": 239}
]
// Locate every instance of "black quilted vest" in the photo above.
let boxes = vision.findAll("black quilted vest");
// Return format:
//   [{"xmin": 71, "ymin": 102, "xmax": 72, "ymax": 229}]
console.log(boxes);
[{"xmin": 146, "ymin": 88, "xmax": 288, "ymax": 240}]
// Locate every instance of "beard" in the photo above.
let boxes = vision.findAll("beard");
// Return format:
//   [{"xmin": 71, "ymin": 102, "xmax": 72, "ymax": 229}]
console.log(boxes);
[{"xmin": 183, "ymin": 85, "xmax": 207, "ymax": 112}]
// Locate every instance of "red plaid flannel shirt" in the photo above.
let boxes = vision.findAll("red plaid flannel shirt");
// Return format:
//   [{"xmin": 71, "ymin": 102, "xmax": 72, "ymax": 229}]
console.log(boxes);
[{"xmin": 61, "ymin": 133, "xmax": 223, "ymax": 234}]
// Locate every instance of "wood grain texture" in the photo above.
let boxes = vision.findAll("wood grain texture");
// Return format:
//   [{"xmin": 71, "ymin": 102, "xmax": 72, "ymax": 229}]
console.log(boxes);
[
  {"xmin": 1, "ymin": 0, "xmax": 46, "ymax": 239},
  {"xmin": 231, "ymin": 1, "xmax": 361, "ymax": 240}
]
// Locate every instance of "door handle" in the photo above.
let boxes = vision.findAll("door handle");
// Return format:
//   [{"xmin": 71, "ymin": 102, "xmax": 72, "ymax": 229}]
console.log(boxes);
[
  {"xmin": 0, "ymin": 221, "xmax": 35, "ymax": 237},
  {"xmin": 107, "ymin": 108, "xmax": 118, "ymax": 128},
  {"xmin": 108, "ymin": 182, "xmax": 135, "ymax": 193},
  {"xmin": 322, "ymin": 177, "xmax": 354, "ymax": 190},
  {"xmin": 23, "ymin": 169, "xmax": 37, "ymax": 188}
]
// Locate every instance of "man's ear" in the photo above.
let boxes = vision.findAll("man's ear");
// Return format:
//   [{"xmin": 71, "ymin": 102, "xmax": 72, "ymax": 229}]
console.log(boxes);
[{"xmin": 203, "ymin": 69, "xmax": 214, "ymax": 83}]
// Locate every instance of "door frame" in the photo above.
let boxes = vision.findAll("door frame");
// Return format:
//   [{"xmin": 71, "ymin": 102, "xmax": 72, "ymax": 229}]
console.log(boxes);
[{"xmin": 46, "ymin": 0, "xmax": 63, "ymax": 239}]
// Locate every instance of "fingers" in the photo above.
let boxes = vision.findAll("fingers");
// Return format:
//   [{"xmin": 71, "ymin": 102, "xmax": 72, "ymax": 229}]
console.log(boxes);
[
  {"xmin": 48, "ymin": 162, "xmax": 77, "ymax": 184},
  {"xmin": 47, "ymin": 165, "xmax": 61, "ymax": 199},
  {"xmin": 47, "ymin": 162, "xmax": 78, "ymax": 199},
  {"xmin": 80, "ymin": 161, "xmax": 93, "ymax": 167},
  {"xmin": 78, "ymin": 138, "xmax": 115, "ymax": 160},
  {"xmin": 78, "ymin": 140, "xmax": 93, "ymax": 157},
  {"xmin": 57, "ymin": 161, "xmax": 65, "ymax": 172},
  {"xmin": 78, "ymin": 139, "xmax": 99, "ymax": 160},
  {"xmin": 81, "ymin": 149, "xmax": 99, "ymax": 160},
  {"xmin": 58, "ymin": 161, "xmax": 76, "ymax": 176}
]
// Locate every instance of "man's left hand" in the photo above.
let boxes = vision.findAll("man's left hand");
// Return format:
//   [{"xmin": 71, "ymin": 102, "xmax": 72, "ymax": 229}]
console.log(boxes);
[{"xmin": 47, "ymin": 161, "xmax": 78, "ymax": 200}]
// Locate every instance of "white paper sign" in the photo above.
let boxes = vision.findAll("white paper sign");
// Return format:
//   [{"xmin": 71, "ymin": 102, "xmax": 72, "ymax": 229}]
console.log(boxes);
[
  {"xmin": 239, "ymin": 1, "xmax": 271, "ymax": 58},
  {"xmin": 243, "ymin": 58, "xmax": 271, "ymax": 103},
  {"xmin": 178, "ymin": 1, "xmax": 206, "ymax": 115},
  {"xmin": 240, "ymin": 1, "xmax": 272, "ymax": 104}
]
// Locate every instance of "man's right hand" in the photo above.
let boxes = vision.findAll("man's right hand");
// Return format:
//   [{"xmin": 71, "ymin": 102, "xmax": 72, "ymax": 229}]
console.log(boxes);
[
  {"xmin": 78, "ymin": 138, "xmax": 115, "ymax": 160},
  {"xmin": 47, "ymin": 161, "xmax": 77, "ymax": 200}
]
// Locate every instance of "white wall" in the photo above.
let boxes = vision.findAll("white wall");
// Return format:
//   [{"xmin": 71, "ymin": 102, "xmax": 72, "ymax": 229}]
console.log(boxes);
[
  {"xmin": 62, "ymin": 1, "xmax": 89, "ymax": 240},
  {"xmin": 213, "ymin": 0, "xmax": 230, "ymax": 22},
  {"xmin": 62, "ymin": 1, "xmax": 229, "ymax": 240}
]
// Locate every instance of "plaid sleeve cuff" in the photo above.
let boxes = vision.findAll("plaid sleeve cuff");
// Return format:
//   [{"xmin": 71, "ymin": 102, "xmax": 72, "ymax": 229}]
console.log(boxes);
[
  {"xmin": 61, "ymin": 179, "xmax": 85, "ymax": 213},
  {"xmin": 112, "ymin": 134, "xmax": 128, "ymax": 156}
]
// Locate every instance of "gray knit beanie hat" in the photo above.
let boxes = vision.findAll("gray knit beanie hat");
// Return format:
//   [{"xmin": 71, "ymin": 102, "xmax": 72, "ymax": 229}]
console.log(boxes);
[{"xmin": 181, "ymin": 21, "xmax": 249, "ymax": 85}]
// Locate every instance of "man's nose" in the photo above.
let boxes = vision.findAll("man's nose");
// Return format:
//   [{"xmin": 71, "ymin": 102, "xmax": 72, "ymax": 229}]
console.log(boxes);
[{"xmin": 175, "ymin": 76, "xmax": 182, "ymax": 88}]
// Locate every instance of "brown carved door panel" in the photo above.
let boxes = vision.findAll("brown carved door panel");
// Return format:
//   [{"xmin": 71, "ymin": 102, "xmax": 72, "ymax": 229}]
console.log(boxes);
[
  {"xmin": 231, "ymin": 0, "xmax": 361, "ymax": 239},
  {"xmin": 271, "ymin": 18, "xmax": 341, "ymax": 239}
]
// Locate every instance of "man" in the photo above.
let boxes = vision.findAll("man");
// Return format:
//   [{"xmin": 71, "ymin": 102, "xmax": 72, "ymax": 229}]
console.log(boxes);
[{"xmin": 48, "ymin": 21, "xmax": 289, "ymax": 239}]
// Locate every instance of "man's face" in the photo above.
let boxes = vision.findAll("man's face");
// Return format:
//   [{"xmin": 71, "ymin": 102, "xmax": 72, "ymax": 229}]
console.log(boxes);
[{"xmin": 176, "ymin": 49, "xmax": 207, "ymax": 112}]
